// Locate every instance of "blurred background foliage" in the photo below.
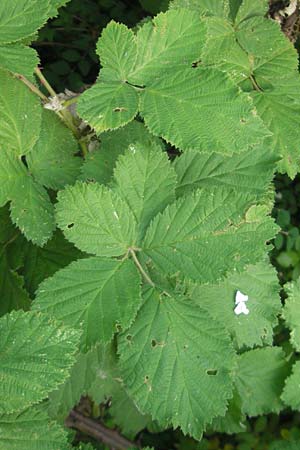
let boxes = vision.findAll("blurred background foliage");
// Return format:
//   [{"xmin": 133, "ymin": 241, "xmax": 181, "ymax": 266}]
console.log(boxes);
[{"xmin": 35, "ymin": 1, "xmax": 300, "ymax": 448}]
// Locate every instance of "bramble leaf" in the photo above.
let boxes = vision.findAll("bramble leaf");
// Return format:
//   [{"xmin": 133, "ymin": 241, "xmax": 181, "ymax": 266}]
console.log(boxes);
[
  {"xmin": 169, "ymin": 0, "xmax": 228, "ymax": 17},
  {"xmin": 283, "ymin": 280, "xmax": 300, "ymax": 351},
  {"xmin": 0, "ymin": 44, "xmax": 39, "ymax": 79},
  {"xmin": 143, "ymin": 188, "xmax": 278, "ymax": 283},
  {"xmin": 234, "ymin": 347, "xmax": 289, "ymax": 416},
  {"xmin": 0, "ymin": 310, "xmax": 80, "ymax": 414},
  {"xmin": 56, "ymin": 182, "xmax": 138, "ymax": 257},
  {"xmin": 281, "ymin": 361, "xmax": 300, "ymax": 411},
  {"xmin": 113, "ymin": 142, "xmax": 177, "ymax": 241},
  {"xmin": 0, "ymin": 405, "xmax": 70, "ymax": 450},
  {"xmin": 119, "ymin": 288, "xmax": 236, "ymax": 440},
  {"xmin": 33, "ymin": 257, "xmax": 141, "ymax": 348}
]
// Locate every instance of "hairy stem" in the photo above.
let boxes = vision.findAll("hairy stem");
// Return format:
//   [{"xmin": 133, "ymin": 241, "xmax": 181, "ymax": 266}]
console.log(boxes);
[
  {"xmin": 35, "ymin": 67, "xmax": 57, "ymax": 97},
  {"xmin": 14, "ymin": 73, "xmax": 48, "ymax": 101},
  {"xmin": 129, "ymin": 249, "xmax": 155, "ymax": 287},
  {"xmin": 66, "ymin": 410, "xmax": 137, "ymax": 449}
]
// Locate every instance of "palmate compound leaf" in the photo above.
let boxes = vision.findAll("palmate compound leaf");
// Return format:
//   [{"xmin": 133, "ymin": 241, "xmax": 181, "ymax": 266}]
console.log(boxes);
[
  {"xmin": 0, "ymin": 405, "xmax": 70, "ymax": 450},
  {"xmin": 0, "ymin": 149, "xmax": 55, "ymax": 245},
  {"xmin": 283, "ymin": 280, "xmax": 300, "ymax": 352},
  {"xmin": 281, "ymin": 361, "xmax": 300, "ymax": 411},
  {"xmin": 0, "ymin": 69, "xmax": 41, "ymax": 156},
  {"xmin": 78, "ymin": 10, "xmax": 270, "ymax": 154},
  {"xmin": 234, "ymin": 347, "xmax": 289, "ymax": 416},
  {"xmin": 189, "ymin": 259, "xmax": 281, "ymax": 349},
  {"xmin": 33, "ymin": 257, "xmax": 141, "ymax": 348},
  {"xmin": 112, "ymin": 142, "xmax": 177, "ymax": 241},
  {"xmin": 55, "ymin": 182, "xmax": 137, "ymax": 257},
  {"xmin": 173, "ymin": 146, "xmax": 277, "ymax": 200},
  {"xmin": 80, "ymin": 120, "xmax": 164, "ymax": 185},
  {"xmin": 0, "ymin": 310, "xmax": 80, "ymax": 414},
  {"xmin": 0, "ymin": 0, "xmax": 51, "ymax": 44},
  {"xmin": 119, "ymin": 287, "xmax": 236, "ymax": 440},
  {"xmin": 142, "ymin": 187, "xmax": 278, "ymax": 283},
  {"xmin": 27, "ymin": 110, "xmax": 82, "ymax": 190}
]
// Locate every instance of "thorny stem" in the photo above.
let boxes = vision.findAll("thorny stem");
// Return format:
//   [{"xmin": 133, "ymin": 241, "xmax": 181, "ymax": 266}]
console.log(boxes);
[
  {"xmin": 14, "ymin": 73, "xmax": 48, "ymax": 102},
  {"xmin": 66, "ymin": 410, "xmax": 137, "ymax": 449},
  {"xmin": 129, "ymin": 248, "xmax": 155, "ymax": 287}
]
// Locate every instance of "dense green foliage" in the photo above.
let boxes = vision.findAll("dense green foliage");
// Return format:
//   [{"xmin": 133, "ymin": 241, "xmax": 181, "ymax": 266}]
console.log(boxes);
[{"xmin": 2, "ymin": 0, "xmax": 300, "ymax": 449}]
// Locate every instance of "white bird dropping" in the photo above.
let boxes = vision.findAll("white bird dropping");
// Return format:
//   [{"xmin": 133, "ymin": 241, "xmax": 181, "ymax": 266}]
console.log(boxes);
[{"xmin": 234, "ymin": 290, "xmax": 249, "ymax": 316}]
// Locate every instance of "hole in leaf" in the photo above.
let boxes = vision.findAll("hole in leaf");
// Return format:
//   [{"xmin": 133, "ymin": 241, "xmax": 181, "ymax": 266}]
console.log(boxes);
[
  {"xmin": 67, "ymin": 223, "xmax": 74, "ymax": 229},
  {"xmin": 115, "ymin": 323, "xmax": 122, "ymax": 332},
  {"xmin": 126, "ymin": 334, "xmax": 132, "ymax": 342},
  {"xmin": 183, "ymin": 344, "xmax": 188, "ymax": 350},
  {"xmin": 206, "ymin": 369, "xmax": 218, "ymax": 376},
  {"xmin": 240, "ymin": 118, "xmax": 246, "ymax": 124},
  {"xmin": 114, "ymin": 107, "xmax": 127, "ymax": 112},
  {"xmin": 151, "ymin": 339, "xmax": 157, "ymax": 348},
  {"xmin": 144, "ymin": 375, "xmax": 149, "ymax": 382}
]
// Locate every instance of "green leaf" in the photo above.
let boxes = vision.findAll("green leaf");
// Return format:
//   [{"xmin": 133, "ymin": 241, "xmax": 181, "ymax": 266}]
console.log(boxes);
[
  {"xmin": 96, "ymin": 21, "xmax": 137, "ymax": 80},
  {"xmin": 77, "ymin": 80, "xmax": 139, "ymax": 133},
  {"xmin": 0, "ymin": 44, "xmax": 39, "ymax": 79},
  {"xmin": 80, "ymin": 121, "xmax": 163, "ymax": 185},
  {"xmin": 235, "ymin": 0, "xmax": 269, "ymax": 24},
  {"xmin": 0, "ymin": 0, "xmax": 51, "ymax": 44},
  {"xmin": 251, "ymin": 77, "xmax": 300, "ymax": 178},
  {"xmin": 281, "ymin": 361, "xmax": 300, "ymax": 411},
  {"xmin": 0, "ymin": 69, "xmax": 41, "ymax": 155},
  {"xmin": 143, "ymin": 188, "xmax": 278, "ymax": 283},
  {"xmin": 48, "ymin": 345, "xmax": 104, "ymax": 421},
  {"xmin": 170, "ymin": 0, "xmax": 228, "ymax": 17},
  {"xmin": 22, "ymin": 230, "xmax": 84, "ymax": 297},
  {"xmin": 0, "ymin": 149, "xmax": 55, "ymax": 245},
  {"xmin": 130, "ymin": 9, "xmax": 206, "ymax": 84},
  {"xmin": 283, "ymin": 280, "xmax": 300, "ymax": 351},
  {"xmin": 33, "ymin": 257, "xmax": 141, "ymax": 348},
  {"xmin": 113, "ymin": 143, "xmax": 177, "ymax": 241},
  {"xmin": 189, "ymin": 260, "xmax": 281, "ymax": 349},
  {"xmin": 140, "ymin": 67, "xmax": 270, "ymax": 154},
  {"xmin": 56, "ymin": 182, "xmax": 138, "ymax": 257},
  {"xmin": 270, "ymin": 441, "xmax": 300, "ymax": 450},
  {"xmin": 210, "ymin": 390, "xmax": 246, "ymax": 434},
  {"xmin": 234, "ymin": 347, "xmax": 289, "ymax": 416},
  {"xmin": 0, "ymin": 405, "xmax": 70, "ymax": 450},
  {"xmin": 47, "ymin": 0, "xmax": 70, "ymax": 17},
  {"xmin": 0, "ymin": 309, "xmax": 80, "ymax": 414},
  {"xmin": 173, "ymin": 146, "xmax": 277, "ymax": 199},
  {"xmin": 27, "ymin": 110, "xmax": 81, "ymax": 190},
  {"xmin": 119, "ymin": 288, "xmax": 236, "ymax": 440}
]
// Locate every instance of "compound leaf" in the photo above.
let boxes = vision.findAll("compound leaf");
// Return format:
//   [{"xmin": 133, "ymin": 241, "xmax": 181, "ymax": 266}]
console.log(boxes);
[
  {"xmin": 234, "ymin": 347, "xmax": 289, "ymax": 416},
  {"xmin": 140, "ymin": 67, "xmax": 269, "ymax": 154},
  {"xmin": 0, "ymin": 69, "xmax": 41, "ymax": 155},
  {"xmin": 0, "ymin": 309, "xmax": 80, "ymax": 414},
  {"xmin": 33, "ymin": 257, "xmax": 141, "ymax": 348},
  {"xmin": 189, "ymin": 260, "xmax": 281, "ymax": 349},
  {"xmin": 119, "ymin": 288, "xmax": 236, "ymax": 440},
  {"xmin": 0, "ymin": 44, "xmax": 39, "ymax": 79},
  {"xmin": 56, "ymin": 182, "xmax": 138, "ymax": 257},
  {"xmin": 0, "ymin": 405, "xmax": 70, "ymax": 450},
  {"xmin": 113, "ymin": 143, "xmax": 177, "ymax": 241},
  {"xmin": 27, "ymin": 110, "xmax": 82, "ymax": 190},
  {"xmin": 143, "ymin": 188, "xmax": 278, "ymax": 283},
  {"xmin": 235, "ymin": 0, "xmax": 269, "ymax": 24},
  {"xmin": 170, "ymin": 0, "xmax": 228, "ymax": 17},
  {"xmin": 283, "ymin": 280, "xmax": 300, "ymax": 352}
]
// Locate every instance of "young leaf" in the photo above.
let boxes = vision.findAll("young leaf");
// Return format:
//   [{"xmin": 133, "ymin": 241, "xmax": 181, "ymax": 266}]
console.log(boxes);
[
  {"xmin": 0, "ymin": 0, "xmax": 51, "ymax": 44},
  {"xmin": 173, "ymin": 146, "xmax": 277, "ymax": 199},
  {"xmin": 0, "ymin": 405, "xmax": 70, "ymax": 450},
  {"xmin": 80, "ymin": 121, "xmax": 163, "ymax": 185},
  {"xmin": 140, "ymin": 67, "xmax": 270, "ymax": 154},
  {"xmin": 56, "ymin": 182, "xmax": 138, "ymax": 257},
  {"xmin": 170, "ymin": 0, "xmax": 228, "ymax": 17},
  {"xmin": 0, "ymin": 310, "xmax": 80, "ymax": 414},
  {"xmin": 27, "ymin": 110, "xmax": 82, "ymax": 190},
  {"xmin": 283, "ymin": 280, "xmax": 300, "ymax": 351},
  {"xmin": 143, "ymin": 188, "xmax": 278, "ymax": 283},
  {"xmin": 281, "ymin": 361, "xmax": 300, "ymax": 411},
  {"xmin": 189, "ymin": 260, "xmax": 281, "ymax": 349},
  {"xmin": 0, "ymin": 69, "xmax": 41, "ymax": 156},
  {"xmin": 112, "ymin": 143, "xmax": 177, "ymax": 241},
  {"xmin": 33, "ymin": 257, "xmax": 141, "ymax": 348},
  {"xmin": 119, "ymin": 288, "xmax": 236, "ymax": 440},
  {"xmin": 234, "ymin": 347, "xmax": 289, "ymax": 416}
]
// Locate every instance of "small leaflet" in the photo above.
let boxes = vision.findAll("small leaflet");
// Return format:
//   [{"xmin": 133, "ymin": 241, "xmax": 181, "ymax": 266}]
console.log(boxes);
[{"xmin": 234, "ymin": 290, "xmax": 249, "ymax": 316}]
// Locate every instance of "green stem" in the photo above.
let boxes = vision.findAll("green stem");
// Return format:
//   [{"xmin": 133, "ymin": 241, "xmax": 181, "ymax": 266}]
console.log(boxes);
[
  {"xmin": 129, "ymin": 249, "xmax": 155, "ymax": 287},
  {"xmin": 249, "ymin": 74, "xmax": 263, "ymax": 93},
  {"xmin": 35, "ymin": 67, "xmax": 57, "ymax": 97},
  {"xmin": 15, "ymin": 73, "xmax": 48, "ymax": 102}
]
